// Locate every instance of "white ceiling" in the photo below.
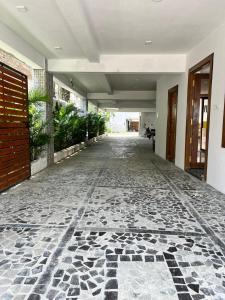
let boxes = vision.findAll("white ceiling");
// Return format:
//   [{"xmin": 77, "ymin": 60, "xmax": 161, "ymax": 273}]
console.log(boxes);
[
  {"xmin": 71, "ymin": 73, "xmax": 159, "ymax": 93},
  {"xmin": 83, "ymin": 0, "xmax": 225, "ymax": 54},
  {"xmin": 1, "ymin": 0, "xmax": 225, "ymax": 60},
  {"xmin": 1, "ymin": 0, "xmax": 225, "ymax": 110},
  {"xmin": 71, "ymin": 73, "xmax": 112, "ymax": 93},
  {"xmin": 106, "ymin": 74, "xmax": 159, "ymax": 91}
]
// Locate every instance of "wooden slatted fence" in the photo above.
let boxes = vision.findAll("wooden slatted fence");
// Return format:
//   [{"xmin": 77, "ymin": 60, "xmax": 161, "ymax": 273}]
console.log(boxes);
[{"xmin": 0, "ymin": 62, "xmax": 30, "ymax": 192}]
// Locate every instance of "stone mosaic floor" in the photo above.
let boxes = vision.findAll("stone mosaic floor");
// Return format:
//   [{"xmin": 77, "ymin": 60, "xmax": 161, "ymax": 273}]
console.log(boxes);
[{"xmin": 0, "ymin": 136, "xmax": 225, "ymax": 300}]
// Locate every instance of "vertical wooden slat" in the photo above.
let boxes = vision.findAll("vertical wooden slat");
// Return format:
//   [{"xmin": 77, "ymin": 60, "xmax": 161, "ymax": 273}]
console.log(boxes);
[{"xmin": 0, "ymin": 62, "xmax": 30, "ymax": 192}]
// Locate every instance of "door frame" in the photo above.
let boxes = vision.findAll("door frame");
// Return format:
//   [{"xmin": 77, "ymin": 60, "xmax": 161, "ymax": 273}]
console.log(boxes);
[
  {"xmin": 222, "ymin": 97, "xmax": 225, "ymax": 148},
  {"xmin": 166, "ymin": 85, "xmax": 178, "ymax": 162},
  {"xmin": 184, "ymin": 53, "xmax": 214, "ymax": 180}
]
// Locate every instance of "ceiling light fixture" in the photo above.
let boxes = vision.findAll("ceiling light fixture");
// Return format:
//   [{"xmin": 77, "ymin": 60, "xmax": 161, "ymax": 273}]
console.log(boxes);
[
  {"xmin": 16, "ymin": 5, "xmax": 28, "ymax": 12},
  {"xmin": 152, "ymin": 0, "xmax": 163, "ymax": 2},
  {"xmin": 54, "ymin": 46, "xmax": 62, "ymax": 50},
  {"xmin": 145, "ymin": 40, "xmax": 153, "ymax": 46}
]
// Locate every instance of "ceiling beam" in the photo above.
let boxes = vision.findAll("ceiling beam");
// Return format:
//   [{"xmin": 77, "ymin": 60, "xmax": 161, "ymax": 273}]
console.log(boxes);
[
  {"xmin": 55, "ymin": 0, "xmax": 99, "ymax": 62},
  {"xmin": 88, "ymin": 91, "xmax": 156, "ymax": 101},
  {"xmin": 71, "ymin": 73, "xmax": 113, "ymax": 93},
  {"xmin": 101, "ymin": 74, "xmax": 112, "ymax": 94},
  {"xmin": 98, "ymin": 100, "xmax": 156, "ymax": 109},
  {"xmin": 88, "ymin": 100, "xmax": 99, "ymax": 106},
  {"xmin": 48, "ymin": 54, "xmax": 186, "ymax": 73},
  {"xmin": 106, "ymin": 108, "xmax": 156, "ymax": 113}
]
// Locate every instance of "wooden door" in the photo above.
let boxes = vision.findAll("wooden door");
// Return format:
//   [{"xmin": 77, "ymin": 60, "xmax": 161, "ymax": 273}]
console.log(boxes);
[
  {"xmin": 0, "ymin": 62, "xmax": 30, "ymax": 192},
  {"xmin": 190, "ymin": 74, "xmax": 209, "ymax": 169},
  {"xmin": 190, "ymin": 74, "xmax": 201, "ymax": 168},
  {"xmin": 166, "ymin": 86, "xmax": 178, "ymax": 162},
  {"xmin": 130, "ymin": 121, "xmax": 139, "ymax": 132},
  {"xmin": 185, "ymin": 54, "xmax": 214, "ymax": 180},
  {"xmin": 222, "ymin": 98, "xmax": 225, "ymax": 148}
]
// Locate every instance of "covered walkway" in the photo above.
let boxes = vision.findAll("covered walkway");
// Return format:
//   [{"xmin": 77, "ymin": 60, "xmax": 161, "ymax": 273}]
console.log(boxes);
[{"xmin": 0, "ymin": 136, "xmax": 225, "ymax": 299}]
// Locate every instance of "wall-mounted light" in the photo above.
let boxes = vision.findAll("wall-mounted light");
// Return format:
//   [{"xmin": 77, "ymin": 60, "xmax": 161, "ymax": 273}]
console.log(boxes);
[
  {"xmin": 54, "ymin": 46, "xmax": 62, "ymax": 50},
  {"xmin": 16, "ymin": 5, "xmax": 28, "ymax": 12},
  {"xmin": 145, "ymin": 40, "xmax": 153, "ymax": 46}
]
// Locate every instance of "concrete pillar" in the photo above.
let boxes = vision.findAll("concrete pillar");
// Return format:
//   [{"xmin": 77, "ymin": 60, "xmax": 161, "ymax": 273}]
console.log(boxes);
[
  {"xmin": 85, "ymin": 98, "xmax": 89, "ymax": 141},
  {"xmin": 85, "ymin": 98, "xmax": 88, "ymax": 114},
  {"xmin": 33, "ymin": 68, "xmax": 54, "ymax": 166}
]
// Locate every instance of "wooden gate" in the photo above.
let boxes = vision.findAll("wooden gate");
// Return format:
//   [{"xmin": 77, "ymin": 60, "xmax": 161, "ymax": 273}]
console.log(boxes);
[{"xmin": 0, "ymin": 62, "xmax": 30, "ymax": 192}]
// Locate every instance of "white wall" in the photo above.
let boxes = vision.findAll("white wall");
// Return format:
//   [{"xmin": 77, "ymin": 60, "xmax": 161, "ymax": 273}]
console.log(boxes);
[
  {"xmin": 186, "ymin": 23, "xmax": 225, "ymax": 194},
  {"xmin": 155, "ymin": 74, "xmax": 187, "ymax": 167},
  {"xmin": 108, "ymin": 112, "xmax": 140, "ymax": 133},
  {"xmin": 156, "ymin": 22, "xmax": 225, "ymax": 194},
  {"xmin": 140, "ymin": 112, "xmax": 156, "ymax": 136}
]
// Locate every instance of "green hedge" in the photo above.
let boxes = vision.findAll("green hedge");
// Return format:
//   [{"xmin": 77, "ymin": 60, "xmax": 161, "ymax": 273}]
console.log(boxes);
[
  {"xmin": 87, "ymin": 113, "xmax": 107, "ymax": 139},
  {"xmin": 54, "ymin": 104, "xmax": 107, "ymax": 152},
  {"xmin": 29, "ymin": 94, "xmax": 107, "ymax": 157}
]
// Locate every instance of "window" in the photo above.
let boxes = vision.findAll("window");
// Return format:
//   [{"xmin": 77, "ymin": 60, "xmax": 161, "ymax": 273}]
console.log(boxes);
[
  {"xmin": 222, "ymin": 98, "xmax": 225, "ymax": 148},
  {"xmin": 61, "ymin": 87, "xmax": 70, "ymax": 102}
]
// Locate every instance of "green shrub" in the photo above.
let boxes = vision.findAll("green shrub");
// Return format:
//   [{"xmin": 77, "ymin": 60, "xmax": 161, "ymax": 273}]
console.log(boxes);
[
  {"xmin": 54, "ymin": 103, "xmax": 87, "ymax": 151},
  {"xmin": 87, "ymin": 112, "xmax": 100, "ymax": 139},
  {"xmin": 53, "ymin": 103, "xmax": 107, "ymax": 151},
  {"xmin": 28, "ymin": 92, "xmax": 108, "ymax": 157},
  {"xmin": 54, "ymin": 103, "xmax": 74, "ymax": 151},
  {"xmin": 99, "ymin": 115, "xmax": 106, "ymax": 135},
  {"xmin": 72, "ymin": 115, "xmax": 87, "ymax": 145},
  {"xmin": 87, "ymin": 112, "xmax": 108, "ymax": 139},
  {"xmin": 28, "ymin": 90, "xmax": 50, "ymax": 161}
]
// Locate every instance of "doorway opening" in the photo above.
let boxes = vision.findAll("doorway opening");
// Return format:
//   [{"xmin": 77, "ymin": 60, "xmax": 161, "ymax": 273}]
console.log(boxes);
[
  {"xmin": 166, "ymin": 85, "xmax": 178, "ymax": 162},
  {"xmin": 185, "ymin": 54, "xmax": 214, "ymax": 180},
  {"xmin": 127, "ymin": 120, "xmax": 139, "ymax": 132}
]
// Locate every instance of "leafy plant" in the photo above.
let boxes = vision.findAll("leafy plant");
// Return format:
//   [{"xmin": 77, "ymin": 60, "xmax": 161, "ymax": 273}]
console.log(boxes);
[
  {"xmin": 28, "ymin": 90, "xmax": 108, "ymax": 158},
  {"xmin": 28, "ymin": 89, "xmax": 50, "ymax": 161},
  {"xmin": 29, "ymin": 89, "xmax": 49, "ymax": 104},
  {"xmin": 87, "ymin": 112, "xmax": 100, "ymax": 139},
  {"xmin": 54, "ymin": 103, "xmax": 74, "ymax": 151},
  {"xmin": 98, "ymin": 115, "xmax": 106, "ymax": 135},
  {"xmin": 53, "ymin": 104, "xmax": 107, "ymax": 151},
  {"xmin": 72, "ymin": 115, "xmax": 87, "ymax": 145},
  {"xmin": 87, "ymin": 112, "xmax": 108, "ymax": 138},
  {"xmin": 99, "ymin": 112, "xmax": 110, "ymax": 135},
  {"xmin": 54, "ymin": 103, "xmax": 87, "ymax": 151}
]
